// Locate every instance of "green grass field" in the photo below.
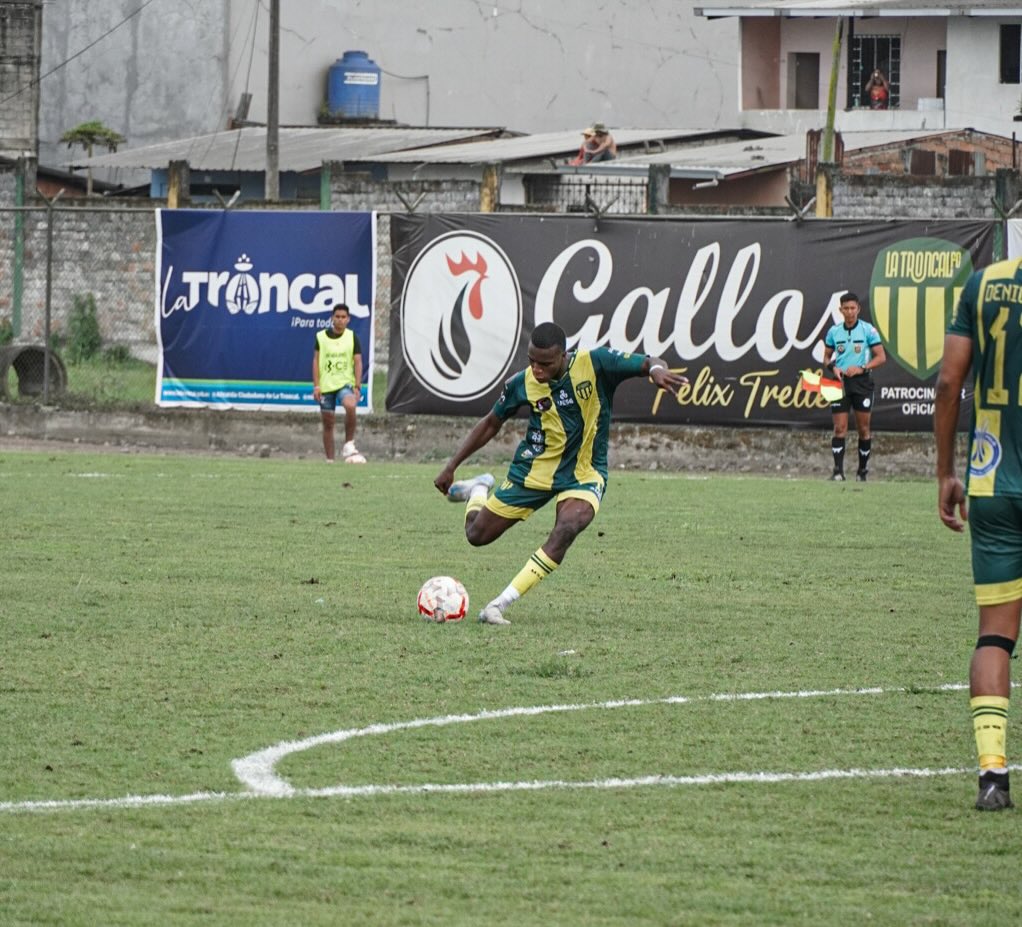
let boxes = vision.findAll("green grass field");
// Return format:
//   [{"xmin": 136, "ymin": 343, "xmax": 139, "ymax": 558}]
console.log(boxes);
[{"xmin": 0, "ymin": 450, "xmax": 1016, "ymax": 926}]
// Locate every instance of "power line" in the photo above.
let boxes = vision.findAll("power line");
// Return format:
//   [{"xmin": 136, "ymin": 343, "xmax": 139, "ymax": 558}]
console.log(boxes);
[{"xmin": 0, "ymin": 0, "xmax": 164, "ymax": 109}]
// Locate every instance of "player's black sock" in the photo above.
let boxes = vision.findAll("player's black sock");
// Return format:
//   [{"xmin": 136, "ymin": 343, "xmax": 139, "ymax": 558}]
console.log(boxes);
[
  {"xmin": 831, "ymin": 437, "xmax": 846, "ymax": 475},
  {"xmin": 858, "ymin": 438, "xmax": 872, "ymax": 475}
]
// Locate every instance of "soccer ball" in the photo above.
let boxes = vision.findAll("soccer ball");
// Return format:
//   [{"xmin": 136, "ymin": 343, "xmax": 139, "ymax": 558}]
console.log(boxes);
[{"xmin": 417, "ymin": 575, "xmax": 469, "ymax": 623}]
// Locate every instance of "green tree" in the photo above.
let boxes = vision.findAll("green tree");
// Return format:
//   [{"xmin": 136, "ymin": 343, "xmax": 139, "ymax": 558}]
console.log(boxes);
[{"xmin": 60, "ymin": 120, "xmax": 125, "ymax": 196}]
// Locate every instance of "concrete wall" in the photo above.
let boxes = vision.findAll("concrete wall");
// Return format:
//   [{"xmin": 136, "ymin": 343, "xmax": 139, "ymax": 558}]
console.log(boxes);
[
  {"xmin": 0, "ymin": 1, "xmax": 41, "ymax": 161},
  {"xmin": 36, "ymin": 2, "xmax": 738, "ymax": 174},
  {"xmin": 832, "ymin": 173, "xmax": 1005, "ymax": 219},
  {"xmin": 670, "ymin": 168, "xmax": 790, "ymax": 208},
  {"xmin": 0, "ymin": 204, "xmax": 156, "ymax": 346},
  {"xmin": 0, "ymin": 401, "xmax": 961, "ymax": 478},
  {"xmin": 741, "ymin": 19, "xmax": 780, "ymax": 111},
  {"xmin": 946, "ymin": 20, "xmax": 1022, "ymax": 140},
  {"xmin": 38, "ymin": 0, "xmax": 230, "ymax": 178}
]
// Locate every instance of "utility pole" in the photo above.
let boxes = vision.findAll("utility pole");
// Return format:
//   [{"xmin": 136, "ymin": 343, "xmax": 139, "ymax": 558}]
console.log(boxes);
[
  {"xmin": 265, "ymin": 0, "xmax": 280, "ymax": 201},
  {"xmin": 816, "ymin": 18, "xmax": 844, "ymax": 218}
]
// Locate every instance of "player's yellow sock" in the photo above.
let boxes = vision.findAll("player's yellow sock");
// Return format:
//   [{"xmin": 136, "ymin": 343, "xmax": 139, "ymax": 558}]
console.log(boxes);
[
  {"xmin": 511, "ymin": 548, "xmax": 559, "ymax": 596},
  {"xmin": 491, "ymin": 548, "xmax": 560, "ymax": 612},
  {"xmin": 971, "ymin": 695, "xmax": 1010, "ymax": 770}
]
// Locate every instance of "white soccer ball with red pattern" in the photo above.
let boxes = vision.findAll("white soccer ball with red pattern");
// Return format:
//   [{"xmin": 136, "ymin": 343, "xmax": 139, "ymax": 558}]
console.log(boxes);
[{"xmin": 417, "ymin": 576, "xmax": 469, "ymax": 623}]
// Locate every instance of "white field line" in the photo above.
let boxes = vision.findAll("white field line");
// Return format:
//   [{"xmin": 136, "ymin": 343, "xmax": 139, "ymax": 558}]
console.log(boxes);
[{"xmin": 1, "ymin": 682, "xmax": 973, "ymax": 815}]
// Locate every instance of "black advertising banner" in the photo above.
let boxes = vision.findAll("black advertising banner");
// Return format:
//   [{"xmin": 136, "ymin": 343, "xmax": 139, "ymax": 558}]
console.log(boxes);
[{"xmin": 388, "ymin": 214, "xmax": 992, "ymax": 430}]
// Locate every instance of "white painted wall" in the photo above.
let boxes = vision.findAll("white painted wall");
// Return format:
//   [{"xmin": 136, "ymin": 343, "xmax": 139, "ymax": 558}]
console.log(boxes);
[
  {"xmin": 945, "ymin": 19, "xmax": 1022, "ymax": 135},
  {"xmin": 36, "ymin": 0, "xmax": 738, "ymax": 175},
  {"xmin": 38, "ymin": 0, "xmax": 230, "ymax": 179},
  {"xmin": 740, "ymin": 15, "xmax": 1022, "ymax": 140}
]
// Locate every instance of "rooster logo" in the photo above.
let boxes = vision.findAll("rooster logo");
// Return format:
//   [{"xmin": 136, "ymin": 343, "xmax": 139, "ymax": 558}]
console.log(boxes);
[
  {"xmin": 400, "ymin": 230, "xmax": 522, "ymax": 402},
  {"xmin": 432, "ymin": 252, "xmax": 489, "ymax": 380}
]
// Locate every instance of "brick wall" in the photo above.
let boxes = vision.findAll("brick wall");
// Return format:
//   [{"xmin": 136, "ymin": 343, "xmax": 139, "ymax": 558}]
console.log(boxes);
[{"xmin": 841, "ymin": 130, "xmax": 1020, "ymax": 177}]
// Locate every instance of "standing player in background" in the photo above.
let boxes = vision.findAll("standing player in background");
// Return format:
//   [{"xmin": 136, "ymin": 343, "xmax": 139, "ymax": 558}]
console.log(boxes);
[
  {"xmin": 434, "ymin": 322, "xmax": 686, "ymax": 625},
  {"xmin": 823, "ymin": 292, "xmax": 886, "ymax": 481},
  {"xmin": 936, "ymin": 257, "xmax": 1022, "ymax": 811},
  {"xmin": 312, "ymin": 304, "xmax": 364, "ymax": 464}
]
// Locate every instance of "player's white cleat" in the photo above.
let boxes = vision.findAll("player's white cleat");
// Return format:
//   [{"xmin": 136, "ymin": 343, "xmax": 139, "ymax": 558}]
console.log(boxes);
[
  {"xmin": 342, "ymin": 441, "xmax": 366, "ymax": 464},
  {"xmin": 478, "ymin": 602, "xmax": 511, "ymax": 626},
  {"xmin": 447, "ymin": 473, "xmax": 495, "ymax": 502}
]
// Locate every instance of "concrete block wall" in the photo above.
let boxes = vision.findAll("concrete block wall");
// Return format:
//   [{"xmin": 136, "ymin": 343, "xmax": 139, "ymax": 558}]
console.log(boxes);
[
  {"xmin": 832, "ymin": 174, "xmax": 1001, "ymax": 219},
  {"xmin": 0, "ymin": 1, "xmax": 41, "ymax": 161},
  {"xmin": 0, "ymin": 206, "xmax": 156, "ymax": 347},
  {"xmin": 329, "ymin": 174, "xmax": 481, "ymax": 214},
  {"xmin": 0, "ymin": 168, "xmax": 17, "ymax": 205}
]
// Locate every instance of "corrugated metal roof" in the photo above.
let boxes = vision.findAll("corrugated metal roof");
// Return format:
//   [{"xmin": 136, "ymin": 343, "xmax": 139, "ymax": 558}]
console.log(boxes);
[
  {"xmin": 581, "ymin": 129, "xmax": 985, "ymax": 178},
  {"xmin": 696, "ymin": 0, "xmax": 1022, "ymax": 17},
  {"xmin": 362, "ymin": 129, "xmax": 726, "ymax": 164},
  {"xmin": 73, "ymin": 125, "xmax": 997, "ymax": 181},
  {"xmin": 72, "ymin": 126, "xmax": 507, "ymax": 171}
]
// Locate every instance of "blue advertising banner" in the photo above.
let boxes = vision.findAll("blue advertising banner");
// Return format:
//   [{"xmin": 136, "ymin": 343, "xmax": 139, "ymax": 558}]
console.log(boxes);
[{"xmin": 155, "ymin": 210, "xmax": 376, "ymax": 410}]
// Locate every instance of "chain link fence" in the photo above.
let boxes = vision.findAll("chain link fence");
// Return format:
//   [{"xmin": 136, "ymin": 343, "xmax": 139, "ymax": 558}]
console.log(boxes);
[{"xmin": 0, "ymin": 205, "xmax": 157, "ymax": 405}]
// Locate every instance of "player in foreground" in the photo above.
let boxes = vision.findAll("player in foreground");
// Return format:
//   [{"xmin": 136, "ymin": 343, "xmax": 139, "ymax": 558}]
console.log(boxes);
[
  {"xmin": 434, "ymin": 322, "xmax": 687, "ymax": 625},
  {"xmin": 822, "ymin": 291, "xmax": 886, "ymax": 481},
  {"xmin": 935, "ymin": 257, "xmax": 1022, "ymax": 811}
]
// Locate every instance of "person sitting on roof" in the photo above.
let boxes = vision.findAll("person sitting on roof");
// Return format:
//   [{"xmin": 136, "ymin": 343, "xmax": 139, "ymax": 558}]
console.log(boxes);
[
  {"xmin": 583, "ymin": 123, "xmax": 617, "ymax": 163},
  {"xmin": 568, "ymin": 126, "xmax": 598, "ymax": 166}
]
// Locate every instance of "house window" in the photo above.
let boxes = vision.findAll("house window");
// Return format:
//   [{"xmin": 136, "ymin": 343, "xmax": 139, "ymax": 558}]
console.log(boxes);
[
  {"xmin": 1000, "ymin": 24, "xmax": 1021, "ymax": 83},
  {"xmin": 849, "ymin": 35, "xmax": 900, "ymax": 108},
  {"xmin": 936, "ymin": 50, "xmax": 946, "ymax": 99}
]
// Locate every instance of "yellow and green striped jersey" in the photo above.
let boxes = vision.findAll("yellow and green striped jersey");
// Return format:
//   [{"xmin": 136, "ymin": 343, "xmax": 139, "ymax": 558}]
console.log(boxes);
[
  {"xmin": 949, "ymin": 257, "xmax": 1022, "ymax": 497},
  {"xmin": 492, "ymin": 348, "xmax": 647, "ymax": 491}
]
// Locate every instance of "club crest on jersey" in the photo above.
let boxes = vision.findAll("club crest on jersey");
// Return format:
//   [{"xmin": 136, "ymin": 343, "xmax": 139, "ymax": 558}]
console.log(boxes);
[
  {"xmin": 576, "ymin": 380, "xmax": 593, "ymax": 400},
  {"xmin": 970, "ymin": 427, "xmax": 1002, "ymax": 478}
]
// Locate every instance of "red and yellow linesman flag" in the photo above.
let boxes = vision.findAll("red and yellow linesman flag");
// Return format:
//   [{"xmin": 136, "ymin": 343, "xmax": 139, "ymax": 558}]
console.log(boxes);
[{"xmin": 799, "ymin": 369, "xmax": 843, "ymax": 403}]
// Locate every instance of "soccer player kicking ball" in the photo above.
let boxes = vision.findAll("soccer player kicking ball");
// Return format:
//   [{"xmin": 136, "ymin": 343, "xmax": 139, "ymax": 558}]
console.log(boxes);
[{"xmin": 434, "ymin": 322, "xmax": 686, "ymax": 625}]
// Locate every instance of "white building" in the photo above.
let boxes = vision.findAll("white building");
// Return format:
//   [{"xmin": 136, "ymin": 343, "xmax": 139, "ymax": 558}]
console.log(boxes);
[{"xmin": 696, "ymin": 0, "xmax": 1022, "ymax": 137}]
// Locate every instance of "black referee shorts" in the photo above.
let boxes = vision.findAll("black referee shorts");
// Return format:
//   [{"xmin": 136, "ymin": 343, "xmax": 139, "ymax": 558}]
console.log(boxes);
[{"xmin": 830, "ymin": 373, "xmax": 875, "ymax": 413}]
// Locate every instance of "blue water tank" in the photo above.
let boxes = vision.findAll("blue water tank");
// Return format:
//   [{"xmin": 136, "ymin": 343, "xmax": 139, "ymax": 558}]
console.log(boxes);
[{"xmin": 327, "ymin": 50, "xmax": 381, "ymax": 119}]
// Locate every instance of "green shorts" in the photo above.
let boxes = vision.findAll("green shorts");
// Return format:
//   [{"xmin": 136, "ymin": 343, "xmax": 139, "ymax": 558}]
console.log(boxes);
[
  {"xmin": 485, "ymin": 477, "xmax": 604, "ymax": 522},
  {"xmin": 969, "ymin": 495, "xmax": 1022, "ymax": 605}
]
